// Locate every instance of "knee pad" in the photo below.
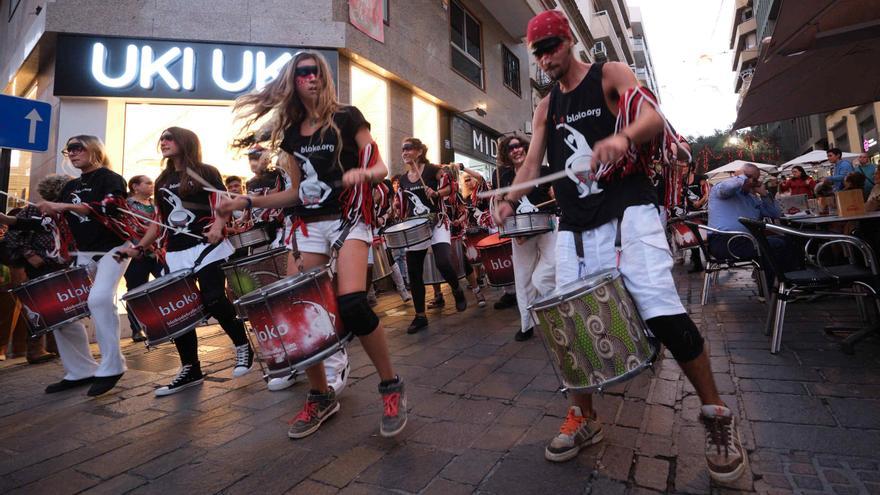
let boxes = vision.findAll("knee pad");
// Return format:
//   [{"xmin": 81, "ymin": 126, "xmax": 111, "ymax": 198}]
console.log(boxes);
[
  {"xmin": 646, "ymin": 314, "xmax": 705, "ymax": 363},
  {"xmin": 338, "ymin": 292, "xmax": 379, "ymax": 337}
]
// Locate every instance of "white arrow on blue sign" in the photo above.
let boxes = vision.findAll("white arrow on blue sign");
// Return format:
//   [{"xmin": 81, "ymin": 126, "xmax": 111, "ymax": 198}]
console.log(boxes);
[{"xmin": 0, "ymin": 94, "xmax": 52, "ymax": 152}]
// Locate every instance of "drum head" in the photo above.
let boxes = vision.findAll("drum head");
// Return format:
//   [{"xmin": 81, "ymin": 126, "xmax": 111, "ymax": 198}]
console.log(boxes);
[
  {"xmin": 530, "ymin": 269, "xmax": 620, "ymax": 311},
  {"xmin": 122, "ymin": 269, "xmax": 193, "ymax": 301},
  {"xmin": 384, "ymin": 217, "xmax": 428, "ymax": 234},
  {"xmin": 236, "ymin": 265, "xmax": 331, "ymax": 306},
  {"xmin": 476, "ymin": 232, "xmax": 510, "ymax": 248},
  {"xmin": 19, "ymin": 266, "xmax": 83, "ymax": 287},
  {"xmin": 222, "ymin": 247, "xmax": 288, "ymax": 268}
]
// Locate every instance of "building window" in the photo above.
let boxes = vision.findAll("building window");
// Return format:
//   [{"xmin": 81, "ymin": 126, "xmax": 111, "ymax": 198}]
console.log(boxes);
[
  {"xmin": 351, "ymin": 64, "xmax": 390, "ymax": 164},
  {"xmin": 450, "ymin": 1, "xmax": 483, "ymax": 89},
  {"xmin": 412, "ymin": 96, "xmax": 440, "ymax": 164},
  {"xmin": 502, "ymin": 46, "xmax": 521, "ymax": 96}
]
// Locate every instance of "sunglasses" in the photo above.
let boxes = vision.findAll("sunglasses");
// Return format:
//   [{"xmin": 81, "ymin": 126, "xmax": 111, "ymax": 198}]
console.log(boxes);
[
  {"xmin": 159, "ymin": 133, "xmax": 175, "ymax": 142},
  {"xmin": 294, "ymin": 65, "xmax": 319, "ymax": 78},
  {"xmin": 532, "ymin": 37, "xmax": 564, "ymax": 58},
  {"xmin": 508, "ymin": 142, "xmax": 526, "ymax": 151},
  {"xmin": 62, "ymin": 143, "xmax": 85, "ymax": 156},
  {"xmin": 402, "ymin": 144, "xmax": 417, "ymax": 151}
]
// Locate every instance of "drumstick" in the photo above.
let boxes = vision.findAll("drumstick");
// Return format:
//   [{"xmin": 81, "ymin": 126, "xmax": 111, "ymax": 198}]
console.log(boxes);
[
  {"xmin": 185, "ymin": 168, "xmax": 243, "ymax": 198},
  {"xmin": 477, "ymin": 167, "xmax": 575, "ymax": 199},
  {"xmin": 535, "ymin": 199, "xmax": 556, "ymax": 208},
  {"xmin": 0, "ymin": 190, "xmax": 38, "ymax": 207},
  {"xmin": 117, "ymin": 208, "xmax": 204, "ymax": 240}
]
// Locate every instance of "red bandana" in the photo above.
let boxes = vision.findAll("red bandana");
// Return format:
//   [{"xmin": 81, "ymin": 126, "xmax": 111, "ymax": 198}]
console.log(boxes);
[{"xmin": 527, "ymin": 10, "xmax": 572, "ymax": 46}]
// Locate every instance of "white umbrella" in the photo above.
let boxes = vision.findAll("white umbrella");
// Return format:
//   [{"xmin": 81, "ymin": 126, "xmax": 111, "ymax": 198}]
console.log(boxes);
[
  {"xmin": 781, "ymin": 150, "xmax": 860, "ymax": 168},
  {"xmin": 706, "ymin": 160, "xmax": 779, "ymax": 178}
]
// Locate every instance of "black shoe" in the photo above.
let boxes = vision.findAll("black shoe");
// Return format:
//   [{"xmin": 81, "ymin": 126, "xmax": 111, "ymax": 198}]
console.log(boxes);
[
  {"xmin": 494, "ymin": 293, "xmax": 518, "ymax": 310},
  {"xmin": 515, "ymin": 327, "xmax": 534, "ymax": 342},
  {"xmin": 45, "ymin": 377, "xmax": 94, "ymax": 394},
  {"xmin": 155, "ymin": 363, "xmax": 205, "ymax": 397},
  {"xmin": 87, "ymin": 373, "xmax": 124, "ymax": 397},
  {"xmin": 407, "ymin": 316, "xmax": 429, "ymax": 334},
  {"xmin": 131, "ymin": 328, "xmax": 147, "ymax": 342},
  {"xmin": 453, "ymin": 289, "xmax": 467, "ymax": 312},
  {"xmin": 427, "ymin": 297, "xmax": 445, "ymax": 309}
]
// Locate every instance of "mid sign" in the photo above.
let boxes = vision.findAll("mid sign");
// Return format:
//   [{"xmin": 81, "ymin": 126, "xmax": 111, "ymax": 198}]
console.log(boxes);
[{"xmin": 0, "ymin": 94, "xmax": 51, "ymax": 152}]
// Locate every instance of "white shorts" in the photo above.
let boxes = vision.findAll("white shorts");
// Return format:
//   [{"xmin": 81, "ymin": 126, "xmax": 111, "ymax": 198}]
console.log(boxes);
[
  {"xmin": 295, "ymin": 219, "xmax": 372, "ymax": 257},
  {"xmin": 555, "ymin": 204, "xmax": 685, "ymax": 320},
  {"xmin": 406, "ymin": 222, "xmax": 451, "ymax": 252},
  {"xmin": 165, "ymin": 240, "xmax": 235, "ymax": 274}
]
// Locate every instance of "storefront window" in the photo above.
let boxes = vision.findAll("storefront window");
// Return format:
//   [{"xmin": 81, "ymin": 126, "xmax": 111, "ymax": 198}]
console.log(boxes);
[
  {"xmin": 351, "ymin": 65, "xmax": 389, "ymax": 167},
  {"xmin": 6, "ymin": 150, "xmax": 31, "ymax": 209},
  {"xmin": 122, "ymin": 103, "xmax": 250, "ymax": 184},
  {"xmin": 453, "ymin": 152, "xmax": 494, "ymax": 181},
  {"xmin": 412, "ymin": 96, "xmax": 439, "ymax": 164}
]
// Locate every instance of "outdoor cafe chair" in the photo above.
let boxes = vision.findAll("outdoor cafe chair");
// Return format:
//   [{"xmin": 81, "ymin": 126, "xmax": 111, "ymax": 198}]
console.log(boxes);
[{"xmin": 740, "ymin": 218, "xmax": 880, "ymax": 354}]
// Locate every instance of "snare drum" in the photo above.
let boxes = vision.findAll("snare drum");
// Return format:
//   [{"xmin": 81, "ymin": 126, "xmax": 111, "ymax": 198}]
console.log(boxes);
[
  {"xmin": 221, "ymin": 247, "xmax": 289, "ymax": 299},
  {"xmin": 670, "ymin": 220, "xmax": 706, "ymax": 251},
  {"xmin": 463, "ymin": 227, "xmax": 490, "ymax": 264},
  {"xmin": 234, "ymin": 266, "xmax": 352, "ymax": 378},
  {"xmin": 371, "ymin": 237, "xmax": 393, "ymax": 282},
  {"xmin": 423, "ymin": 237, "xmax": 466, "ymax": 285},
  {"xmin": 122, "ymin": 270, "xmax": 207, "ymax": 347},
  {"xmin": 228, "ymin": 227, "xmax": 271, "ymax": 252},
  {"xmin": 12, "ymin": 266, "xmax": 93, "ymax": 338},
  {"xmin": 499, "ymin": 212, "xmax": 555, "ymax": 238},
  {"xmin": 476, "ymin": 233, "xmax": 514, "ymax": 287},
  {"xmin": 382, "ymin": 217, "xmax": 432, "ymax": 249},
  {"xmin": 530, "ymin": 269, "xmax": 659, "ymax": 393}
]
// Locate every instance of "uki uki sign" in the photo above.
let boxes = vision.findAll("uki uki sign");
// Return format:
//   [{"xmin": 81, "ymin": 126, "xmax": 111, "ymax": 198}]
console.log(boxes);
[
  {"xmin": 54, "ymin": 35, "xmax": 338, "ymax": 100},
  {"xmin": 451, "ymin": 116, "xmax": 499, "ymax": 164}
]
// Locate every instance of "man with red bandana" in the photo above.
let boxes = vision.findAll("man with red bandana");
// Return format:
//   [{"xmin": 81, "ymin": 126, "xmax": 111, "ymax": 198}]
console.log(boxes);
[{"xmin": 494, "ymin": 10, "xmax": 746, "ymax": 483}]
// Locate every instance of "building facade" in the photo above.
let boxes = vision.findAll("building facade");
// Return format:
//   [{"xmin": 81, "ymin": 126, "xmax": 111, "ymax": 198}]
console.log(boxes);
[{"xmin": 1, "ymin": 0, "xmax": 542, "ymax": 208}]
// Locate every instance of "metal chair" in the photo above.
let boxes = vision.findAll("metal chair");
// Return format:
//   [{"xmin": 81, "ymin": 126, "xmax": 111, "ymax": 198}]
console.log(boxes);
[
  {"xmin": 684, "ymin": 222, "xmax": 769, "ymax": 306},
  {"xmin": 740, "ymin": 218, "xmax": 880, "ymax": 354}
]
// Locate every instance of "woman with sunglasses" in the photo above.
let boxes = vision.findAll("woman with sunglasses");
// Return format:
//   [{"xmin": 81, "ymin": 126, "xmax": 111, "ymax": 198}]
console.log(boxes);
[
  {"xmin": 117, "ymin": 127, "xmax": 255, "ymax": 397},
  {"xmin": 218, "ymin": 51, "xmax": 407, "ymax": 439},
  {"xmin": 494, "ymin": 134, "xmax": 556, "ymax": 342},
  {"xmin": 396, "ymin": 138, "xmax": 468, "ymax": 334},
  {"xmin": 36, "ymin": 136, "xmax": 131, "ymax": 396}
]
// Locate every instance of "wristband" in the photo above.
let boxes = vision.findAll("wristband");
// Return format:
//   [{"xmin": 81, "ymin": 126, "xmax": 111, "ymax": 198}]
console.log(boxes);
[{"xmin": 244, "ymin": 196, "xmax": 253, "ymax": 210}]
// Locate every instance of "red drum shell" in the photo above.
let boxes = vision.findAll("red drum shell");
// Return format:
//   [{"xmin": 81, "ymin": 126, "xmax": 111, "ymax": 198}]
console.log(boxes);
[
  {"xmin": 12, "ymin": 266, "xmax": 92, "ymax": 337},
  {"xmin": 122, "ymin": 271, "xmax": 206, "ymax": 347},
  {"xmin": 464, "ymin": 230, "xmax": 491, "ymax": 264},
  {"xmin": 671, "ymin": 221, "xmax": 705, "ymax": 250},
  {"xmin": 476, "ymin": 233, "xmax": 514, "ymax": 287}
]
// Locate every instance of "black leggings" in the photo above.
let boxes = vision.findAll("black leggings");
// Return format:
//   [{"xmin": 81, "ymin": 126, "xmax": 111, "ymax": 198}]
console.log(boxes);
[
  {"xmin": 173, "ymin": 260, "xmax": 248, "ymax": 366},
  {"xmin": 406, "ymin": 243, "xmax": 461, "ymax": 313}
]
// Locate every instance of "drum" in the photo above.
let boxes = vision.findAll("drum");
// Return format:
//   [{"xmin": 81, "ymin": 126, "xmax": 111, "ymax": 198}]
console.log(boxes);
[
  {"xmin": 670, "ymin": 220, "xmax": 706, "ymax": 250},
  {"xmin": 122, "ymin": 270, "xmax": 207, "ymax": 347},
  {"xmin": 423, "ymin": 237, "xmax": 466, "ymax": 285},
  {"xmin": 221, "ymin": 247, "xmax": 289, "ymax": 300},
  {"xmin": 371, "ymin": 237, "xmax": 392, "ymax": 282},
  {"xmin": 228, "ymin": 227, "xmax": 271, "ymax": 251},
  {"xmin": 11, "ymin": 266, "xmax": 93, "ymax": 338},
  {"xmin": 382, "ymin": 217, "xmax": 432, "ymax": 249},
  {"xmin": 499, "ymin": 212, "xmax": 555, "ymax": 238},
  {"xmin": 530, "ymin": 269, "xmax": 659, "ymax": 393},
  {"xmin": 463, "ymin": 227, "xmax": 490, "ymax": 264},
  {"xmin": 476, "ymin": 233, "xmax": 514, "ymax": 287},
  {"xmin": 234, "ymin": 266, "xmax": 352, "ymax": 378}
]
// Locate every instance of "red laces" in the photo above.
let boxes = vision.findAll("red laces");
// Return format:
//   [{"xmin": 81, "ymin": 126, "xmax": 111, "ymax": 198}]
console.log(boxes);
[
  {"xmin": 289, "ymin": 400, "xmax": 318, "ymax": 424},
  {"xmin": 383, "ymin": 392, "xmax": 400, "ymax": 417},
  {"xmin": 560, "ymin": 409, "xmax": 586, "ymax": 436}
]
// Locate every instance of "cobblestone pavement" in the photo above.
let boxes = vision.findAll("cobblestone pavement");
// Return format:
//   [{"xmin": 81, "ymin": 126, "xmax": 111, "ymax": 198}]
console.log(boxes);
[{"xmin": 1, "ymin": 266, "xmax": 879, "ymax": 494}]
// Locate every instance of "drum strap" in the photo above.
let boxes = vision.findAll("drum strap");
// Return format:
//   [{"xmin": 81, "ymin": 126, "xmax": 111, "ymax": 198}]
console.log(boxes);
[
  {"xmin": 572, "ymin": 216, "xmax": 623, "ymax": 268},
  {"xmin": 193, "ymin": 242, "xmax": 220, "ymax": 270}
]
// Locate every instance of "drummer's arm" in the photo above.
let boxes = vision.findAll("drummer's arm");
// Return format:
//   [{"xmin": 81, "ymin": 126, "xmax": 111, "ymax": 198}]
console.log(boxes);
[
  {"xmin": 117, "ymin": 224, "xmax": 161, "ymax": 261},
  {"xmin": 250, "ymin": 152, "xmax": 301, "ymax": 209},
  {"xmin": 356, "ymin": 127, "xmax": 388, "ymax": 183},
  {"xmin": 435, "ymin": 169, "xmax": 452, "ymax": 198},
  {"xmin": 506, "ymin": 97, "xmax": 549, "ymax": 202}
]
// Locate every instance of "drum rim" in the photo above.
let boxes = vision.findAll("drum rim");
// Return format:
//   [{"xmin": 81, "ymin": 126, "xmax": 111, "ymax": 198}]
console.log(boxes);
[
  {"xmin": 382, "ymin": 217, "xmax": 430, "ymax": 234},
  {"xmin": 563, "ymin": 342, "xmax": 660, "ymax": 393},
  {"xmin": 27, "ymin": 311, "xmax": 92, "ymax": 337},
  {"xmin": 221, "ymin": 247, "xmax": 289, "ymax": 268},
  {"xmin": 230, "ymin": 228, "xmax": 270, "ymax": 240},
  {"xmin": 529, "ymin": 268, "xmax": 620, "ymax": 311},
  {"xmin": 121, "ymin": 269, "xmax": 194, "ymax": 301},
  {"xmin": 475, "ymin": 234, "xmax": 511, "ymax": 248},
  {"xmin": 235, "ymin": 264, "xmax": 331, "ymax": 306},
  {"xmin": 13, "ymin": 265, "xmax": 88, "ymax": 289},
  {"xmin": 261, "ymin": 333, "xmax": 354, "ymax": 378}
]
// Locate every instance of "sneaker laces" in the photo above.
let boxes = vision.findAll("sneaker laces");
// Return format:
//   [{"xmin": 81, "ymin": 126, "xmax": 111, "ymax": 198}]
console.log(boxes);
[
  {"xmin": 290, "ymin": 400, "xmax": 319, "ymax": 425},
  {"xmin": 701, "ymin": 414, "xmax": 733, "ymax": 455},
  {"xmin": 382, "ymin": 392, "xmax": 401, "ymax": 417},
  {"xmin": 234, "ymin": 345, "xmax": 251, "ymax": 368},
  {"xmin": 559, "ymin": 409, "xmax": 586, "ymax": 436},
  {"xmin": 169, "ymin": 365, "xmax": 192, "ymax": 386}
]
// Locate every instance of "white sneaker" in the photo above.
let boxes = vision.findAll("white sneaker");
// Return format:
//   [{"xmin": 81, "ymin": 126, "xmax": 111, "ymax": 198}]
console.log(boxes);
[
  {"xmin": 398, "ymin": 288, "xmax": 412, "ymax": 302},
  {"xmin": 267, "ymin": 372, "xmax": 298, "ymax": 391},
  {"xmin": 232, "ymin": 344, "xmax": 254, "ymax": 378},
  {"xmin": 324, "ymin": 350, "xmax": 350, "ymax": 394}
]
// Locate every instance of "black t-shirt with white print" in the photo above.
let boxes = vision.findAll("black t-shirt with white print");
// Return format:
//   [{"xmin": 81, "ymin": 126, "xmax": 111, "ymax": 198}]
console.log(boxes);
[
  {"xmin": 246, "ymin": 168, "xmax": 290, "ymax": 222},
  {"xmin": 156, "ymin": 166, "xmax": 224, "ymax": 252},
  {"xmin": 59, "ymin": 167, "xmax": 127, "ymax": 252},
  {"xmin": 278, "ymin": 105, "xmax": 370, "ymax": 218},
  {"xmin": 397, "ymin": 163, "xmax": 443, "ymax": 218},
  {"xmin": 492, "ymin": 165, "xmax": 554, "ymax": 213}
]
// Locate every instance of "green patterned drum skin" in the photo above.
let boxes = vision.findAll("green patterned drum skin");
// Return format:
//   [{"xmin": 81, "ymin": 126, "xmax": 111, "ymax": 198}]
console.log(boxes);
[
  {"xmin": 222, "ymin": 248, "xmax": 289, "ymax": 299},
  {"xmin": 531, "ymin": 269, "xmax": 658, "ymax": 393}
]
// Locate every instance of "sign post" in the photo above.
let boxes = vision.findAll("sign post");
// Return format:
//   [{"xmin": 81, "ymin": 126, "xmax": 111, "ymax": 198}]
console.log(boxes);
[{"xmin": 0, "ymin": 94, "xmax": 52, "ymax": 152}]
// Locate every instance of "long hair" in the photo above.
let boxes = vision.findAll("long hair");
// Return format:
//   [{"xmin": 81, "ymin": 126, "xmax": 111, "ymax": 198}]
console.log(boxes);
[
  {"xmin": 66, "ymin": 135, "xmax": 111, "ymax": 169},
  {"xmin": 403, "ymin": 137, "xmax": 430, "ymax": 167},
  {"xmin": 792, "ymin": 165, "xmax": 807, "ymax": 179},
  {"xmin": 497, "ymin": 133, "xmax": 530, "ymax": 169},
  {"xmin": 155, "ymin": 127, "xmax": 215, "ymax": 196},
  {"xmin": 234, "ymin": 51, "xmax": 339, "ymax": 149}
]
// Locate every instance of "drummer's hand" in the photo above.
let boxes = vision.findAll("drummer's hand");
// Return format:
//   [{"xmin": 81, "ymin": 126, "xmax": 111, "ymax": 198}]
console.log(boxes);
[
  {"xmin": 217, "ymin": 196, "xmax": 248, "ymax": 217},
  {"xmin": 590, "ymin": 134, "xmax": 630, "ymax": 172},
  {"xmin": 35, "ymin": 201, "xmax": 63, "ymax": 216},
  {"xmin": 115, "ymin": 247, "xmax": 141, "ymax": 262},
  {"xmin": 204, "ymin": 225, "xmax": 225, "ymax": 245},
  {"xmin": 342, "ymin": 168, "xmax": 371, "ymax": 187},
  {"xmin": 426, "ymin": 187, "xmax": 437, "ymax": 199},
  {"xmin": 493, "ymin": 200, "xmax": 514, "ymax": 226},
  {"xmin": 25, "ymin": 253, "xmax": 45, "ymax": 268}
]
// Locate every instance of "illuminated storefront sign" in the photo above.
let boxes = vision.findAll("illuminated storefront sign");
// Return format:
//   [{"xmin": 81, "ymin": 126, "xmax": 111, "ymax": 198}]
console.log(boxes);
[
  {"xmin": 54, "ymin": 35, "xmax": 338, "ymax": 99},
  {"xmin": 451, "ymin": 116, "xmax": 499, "ymax": 164}
]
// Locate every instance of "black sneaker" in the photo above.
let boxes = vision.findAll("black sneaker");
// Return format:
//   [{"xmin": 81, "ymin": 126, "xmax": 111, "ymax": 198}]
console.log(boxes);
[
  {"xmin": 427, "ymin": 297, "xmax": 445, "ymax": 309},
  {"xmin": 155, "ymin": 363, "xmax": 205, "ymax": 397},
  {"xmin": 45, "ymin": 377, "xmax": 94, "ymax": 394},
  {"xmin": 453, "ymin": 289, "xmax": 467, "ymax": 312},
  {"xmin": 232, "ymin": 344, "xmax": 254, "ymax": 378},
  {"xmin": 407, "ymin": 315, "xmax": 428, "ymax": 334},
  {"xmin": 494, "ymin": 292, "xmax": 518, "ymax": 310},
  {"xmin": 515, "ymin": 327, "xmax": 534, "ymax": 342},
  {"xmin": 131, "ymin": 328, "xmax": 147, "ymax": 343},
  {"xmin": 87, "ymin": 373, "xmax": 124, "ymax": 397}
]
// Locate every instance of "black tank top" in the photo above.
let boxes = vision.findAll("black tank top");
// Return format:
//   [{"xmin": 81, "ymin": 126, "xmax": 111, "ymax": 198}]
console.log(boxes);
[
  {"xmin": 546, "ymin": 63, "xmax": 657, "ymax": 232},
  {"xmin": 397, "ymin": 163, "xmax": 442, "ymax": 217}
]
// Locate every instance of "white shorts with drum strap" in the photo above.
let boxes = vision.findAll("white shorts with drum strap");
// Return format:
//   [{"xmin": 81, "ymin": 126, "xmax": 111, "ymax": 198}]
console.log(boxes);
[
  {"xmin": 405, "ymin": 222, "xmax": 451, "ymax": 252},
  {"xmin": 294, "ymin": 219, "xmax": 372, "ymax": 257}
]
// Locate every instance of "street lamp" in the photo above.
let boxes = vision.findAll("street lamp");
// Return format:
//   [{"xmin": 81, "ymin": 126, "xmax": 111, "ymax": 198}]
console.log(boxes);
[{"xmin": 460, "ymin": 103, "xmax": 487, "ymax": 117}]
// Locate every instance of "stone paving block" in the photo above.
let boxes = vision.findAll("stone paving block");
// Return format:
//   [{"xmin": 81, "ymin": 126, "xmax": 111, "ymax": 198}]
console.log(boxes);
[
  {"xmin": 742, "ymin": 392, "xmax": 836, "ymax": 425},
  {"xmin": 410, "ymin": 420, "xmax": 486, "ymax": 454},
  {"xmin": 4, "ymin": 435, "xmax": 131, "ymax": 489},
  {"xmin": 738, "ymin": 378, "xmax": 808, "ymax": 395},
  {"xmin": 496, "ymin": 406, "xmax": 543, "ymax": 427},
  {"xmin": 470, "ymin": 372, "xmax": 534, "ymax": 400},
  {"xmin": 131, "ymin": 446, "xmax": 207, "ymax": 479},
  {"xmin": 733, "ymin": 364, "xmax": 822, "ymax": 381},
  {"xmin": 608, "ymin": 425, "xmax": 639, "ymax": 449},
  {"xmin": 129, "ymin": 458, "xmax": 248, "ymax": 494},
  {"xmin": 439, "ymin": 449, "xmax": 502, "ymax": 485},
  {"xmin": 597, "ymin": 444, "xmax": 634, "ymax": 481},
  {"xmin": 310, "ymin": 445, "xmax": 385, "ymax": 488},
  {"xmin": 648, "ymin": 378, "xmax": 677, "ymax": 406},
  {"xmin": 0, "ymin": 436, "xmax": 85, "ymax": 477},
  {"xmin": 586, "ymin": 475, "xmax": 627, "ymax": 494},
  {"xmin": 422, "ymin": 477, "xmax": 474, "ymax": 495},
  {"xmin": 192, "ymin": 421, "xmax": 255, "ymax": 448},
  {"xmin": 288, "ymin": 479, "xmax": 339, "ymax": 495},
  {"xmin": 616, "ymin": 399, "xmax": 646, "ymax": 428},
  {"xmin": 78, "ymin": 429, "xmax": 190, "ymax": 479},
  {"xmin": 438, "ymin": 396, "xmax": 509, "ymax": 425},
  {"xmin": 7, "ymin": 468, "xmax": 99, "ymax": 495},
  {"xmin": 674, "ymin": 454, "xmax": 711, "ymax": 494},
  {"xmin": 752, "ymin": 423, "xmax": 880, "ymax": 455},
  {"xmin": 827, "ymin": 398, "xmax": 880, "ymax": 428},
  {"xmin": 644, "ymin": 405, "xmax": 674, "ymax": 436},
  {"xmin": 357, "ymin": 443, "xmax": 453, "ymax": 493},
  {"xmin": 594, "ymin": 395, "xmax": 622, "ymax": 423},
  {"xmin": 634, "ymin": 456, "xmax": 669, "ymax": 491},
  {"xmin": 79, "ymin": 474, "xmax": 148, "ymax": 495},
  {"xmin": 471, "ymin": 423, "xmax": 528, "ymax": 452},
  {"xmin": 479, "ymin": 455, "xmax": 593, "ymax": 495}
]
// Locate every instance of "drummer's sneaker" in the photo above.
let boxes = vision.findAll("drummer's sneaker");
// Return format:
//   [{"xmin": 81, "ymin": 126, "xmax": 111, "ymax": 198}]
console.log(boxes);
[
  {"xmin": 325, "ymin": 350, "xmax": 350, "ymax": 394},
  {"xmin": 155, "ymin": 363, "xmax": 204, "ymax": 397},
  {"xmin": 407, "ymin": 315, "xmax": 428, "ymax": 334},
  {"xmin": 267, "ymin": 372, "xmax": 298, "ymax": 392},
  {"xmin": 514, "ymin": 327, "xmax": 534, "ymax": 342},
  {"xmin": 453, "ymin": 289, "xmax": 468, "ymax": 312},
  {"xmin": 494, "ymin": 292, "xmax": 518, "ymax": 310},
  {"xmin": 545, "ymin": 406, "xmax": 604, "ymax": 462},
  {"xmin": 378, "ymin": 377, "xmax": 407, "ymax": 437},
  {"xmin": 700, "ymin": 404, "xmax": 747, "ymax": 483},
  {"xmin": 473, "ymin": 287, "xmax": 486, "ymax": 307},
  {"xmin": 232, "ymin": 343, "xmax": 254, "ymax": 378},
  {"xmin": 287, "ymin": 388, "xmax": 339, "ymax": 439},
  {"xmin": 398, "ymin": 287, "xmax": 412, "ymax": 302},
  {"xmin": 427, "ymin": 296, "xmax": 445, "ymax": 309}
]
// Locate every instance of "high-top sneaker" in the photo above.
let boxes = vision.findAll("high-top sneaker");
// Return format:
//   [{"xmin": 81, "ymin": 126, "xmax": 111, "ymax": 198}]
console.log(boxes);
[
  {"xmin": 472, "ymin": 287, "xmax": 486, "ymax": 307},
  {"xmin": 287, "ymin": 388, "xmax": 339, "ymax": 439},
  {"xmin": 545, "ymin": 406, "xmax": 604, "ymax": 462},
  {"xmin": 155, "ymin": 363, "xmax": 205, "ymax": 397},
  {"xmin": 232, "ymin": 343, "xmax": 254, "ymax": 377},
  {"xmin": 391, "ymin": 265, "xmax": 411, "ymax": 302},
  {"xmin": 700, "ymin": 405, "xmax": 747, "ymax": 483},
  {"xmin": 378, "ymin": 377, "xmax": 407, "ymax": 437}
]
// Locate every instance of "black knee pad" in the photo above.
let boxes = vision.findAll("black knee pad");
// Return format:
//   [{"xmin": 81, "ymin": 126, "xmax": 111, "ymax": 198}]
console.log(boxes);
[
  {"xmin": 338, "ymin": 292, "xmax": 380, "ymax": 337},
  {"xmin": 646, "ymin": 314, "xmax": 705, "ymax": 363}
]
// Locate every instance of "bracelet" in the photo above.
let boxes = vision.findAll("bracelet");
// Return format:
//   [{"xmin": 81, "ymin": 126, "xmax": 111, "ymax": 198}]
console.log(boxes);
[{"xmin": 244, "ymin": 196, "xmax": 253, "ymax": 210}]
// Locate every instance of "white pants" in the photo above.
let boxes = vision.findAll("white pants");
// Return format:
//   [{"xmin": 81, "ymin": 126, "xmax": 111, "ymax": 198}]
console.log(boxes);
[
  {"xmin": 165, "ymin": 240, "xmax": 234, "ymax": 273},
  {"xmin": 555, "ymin": 204, "xmax": 685, "ymax": 320},
  {"xmin": 54, "ymin": 243, "xmax": 130, "ymax": 379},
  {"xmin": 512, "ymin": 231, "xmax": 557, "ymax": 332}
]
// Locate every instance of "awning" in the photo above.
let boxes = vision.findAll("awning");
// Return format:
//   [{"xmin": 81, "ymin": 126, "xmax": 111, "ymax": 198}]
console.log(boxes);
[
  {"xmin": 733, "ymin": 0, "xmax": 880, "ymax": 129},
  {"xmin": 780, "ymin": 149, "xmax": 860, "ymax": 168},
  {"xmin": 707, "ymin": 159, "xmax": 778, "ymax": 177}
]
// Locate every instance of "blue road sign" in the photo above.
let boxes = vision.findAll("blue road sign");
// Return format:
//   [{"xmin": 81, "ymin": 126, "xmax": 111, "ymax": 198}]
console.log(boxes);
[{"xmin": 0, "ymin": 94, "xmax": 52, "ymax": 152}]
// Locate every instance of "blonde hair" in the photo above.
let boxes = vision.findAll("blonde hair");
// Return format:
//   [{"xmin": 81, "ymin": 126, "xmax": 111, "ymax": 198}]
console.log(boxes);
[{"xmin": 66, "ymin": 135, "xmax": 111, "ymax": 169}]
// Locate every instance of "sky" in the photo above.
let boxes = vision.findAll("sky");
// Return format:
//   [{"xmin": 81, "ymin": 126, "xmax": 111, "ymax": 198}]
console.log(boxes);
[{"xmin": 627, "ymin": 0, "xmax": 739, "ymax": 138}]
